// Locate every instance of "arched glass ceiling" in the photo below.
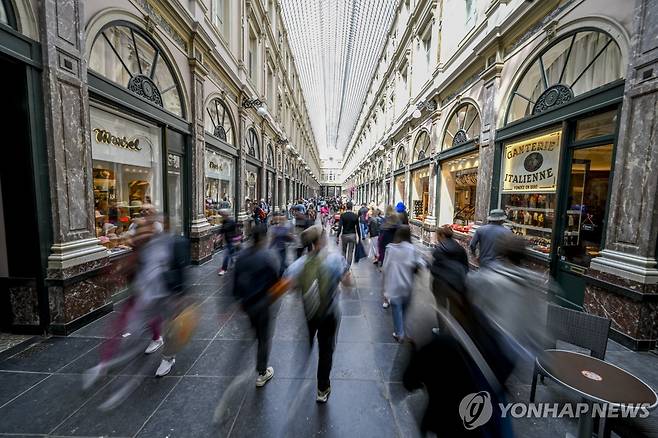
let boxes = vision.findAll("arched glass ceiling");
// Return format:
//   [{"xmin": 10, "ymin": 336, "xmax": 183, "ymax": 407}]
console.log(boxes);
[{"xmin": 281, "ymin": 0, "xmax": 397, "ymax": 160}]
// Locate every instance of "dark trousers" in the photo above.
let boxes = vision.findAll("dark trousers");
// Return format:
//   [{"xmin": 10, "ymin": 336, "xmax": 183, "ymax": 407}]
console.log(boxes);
[
  {"xmin": 246, "ymin": 306, "xmax": 272, "ymax": 375},
  {"xmin": 307, "ymin": 312, "xmax": 339, "ymax": 391},
  {"xmin": 277, "ymin": 247, "xmax": 287, "ymax": 276}
]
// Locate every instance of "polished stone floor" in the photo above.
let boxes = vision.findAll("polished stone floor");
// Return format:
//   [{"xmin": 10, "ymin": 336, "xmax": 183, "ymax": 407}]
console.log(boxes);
[{"xmin": 0, "ymin": 239, "xmax": 657, "ymax": 437}]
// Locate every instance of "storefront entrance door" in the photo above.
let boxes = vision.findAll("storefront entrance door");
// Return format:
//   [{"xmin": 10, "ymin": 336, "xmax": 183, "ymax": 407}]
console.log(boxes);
[{"xmin": 553, "ymin": 143, "xmax": 614, "ymax": 309}]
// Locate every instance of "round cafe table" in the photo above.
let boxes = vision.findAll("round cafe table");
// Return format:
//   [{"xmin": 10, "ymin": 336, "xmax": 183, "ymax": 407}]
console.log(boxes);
[{"xmin": 536, "ymin": 349, "xmax": 658, "ymax": 438}]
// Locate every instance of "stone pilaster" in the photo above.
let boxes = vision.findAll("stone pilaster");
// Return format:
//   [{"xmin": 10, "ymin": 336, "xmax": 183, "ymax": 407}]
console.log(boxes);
[
  {"xmin": 237, "ymin": 110, "xmax": 250, "ymax": 227},
  {"xmin": 40, "ymin": 0, "xmax": 110, "ymax": 333},
  {"xmin": 188, "ymin": 49, "xmax": 212, "ymax": 265},
  {"xmin": 475, "ymin": 62, "xmax": 503, "ymax": 223},
  {"xmin": 425, "ymin": 109, "xmax": 442, "ymax": 232},
  {"xmin": 586, "ymin": 0, "xmax": 658, "ymax": 349}
]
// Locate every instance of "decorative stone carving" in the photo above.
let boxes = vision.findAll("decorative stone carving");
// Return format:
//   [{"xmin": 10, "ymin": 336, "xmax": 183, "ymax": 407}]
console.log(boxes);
[
  {"xmin": 127, "ymin": 74, "xmax": 164, "ymax": 107},
  {"xmin": 532, "ymin": 84, "xmax": 573, "ymax": 115}
]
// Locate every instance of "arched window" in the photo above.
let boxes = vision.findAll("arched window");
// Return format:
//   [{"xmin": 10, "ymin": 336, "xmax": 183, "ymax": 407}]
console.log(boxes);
[
  {"xmin": 441, "ymin": 103, "xmax": 480, "ymax": 150},
  {"xmin": 266, "ymin": 144, "xmax": 274, "ymax": 167},
  {"xmin": 246, "ymin": 128, "xmax": 260, "ymax": 159},
  {"xmin": 89, "ymin": 22, "xmax": 184, "ymax": 116},
  {"xmin": 378, "ymin": 160, "xmax": 384, "ymax": 177},
  {"xmin": 395, "ymin": 147, "xmax": 407, "ymax": 169},
  {"xmin": 413, "ymin": 131, "xmax": 431, "ymax": 161},
  {"xmin": 284, "ymin": 158, "xmax": 289, "ymax": 174},
  {"xmin": 506, "ymin": 29, "xmax": 623, "ymax": 124},
  {"xmin": 205, "ymin": 98, "xmax": 234, "ymax": 145},
  {"xmin": 0, "ymin": 0, "xmax": 17, "ymax": 29}
]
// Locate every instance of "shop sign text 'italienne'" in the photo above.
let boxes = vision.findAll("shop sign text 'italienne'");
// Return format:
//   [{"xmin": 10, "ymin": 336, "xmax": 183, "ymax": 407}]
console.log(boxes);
[{"xmin": 502, "ymin": 131, "xmax": 561, "ymax": 193}]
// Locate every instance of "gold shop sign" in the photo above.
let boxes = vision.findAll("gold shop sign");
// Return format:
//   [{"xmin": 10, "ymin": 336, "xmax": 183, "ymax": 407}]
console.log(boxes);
[
  {"xmin": 502, "ymin": 130, "xmax": 561, "ymax": 193},
  {"xmin": 93, "ymin": 128, "xmax": 141, "ymax": 151},
  {"xmin": 208, "ymin": 160, "xmax": 224, "ymax": 171}
]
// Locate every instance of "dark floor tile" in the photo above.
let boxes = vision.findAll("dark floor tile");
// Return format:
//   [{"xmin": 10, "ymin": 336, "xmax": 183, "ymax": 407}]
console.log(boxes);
[
  {"xmin": 268, "ymin": 340, "xmax": 315, "ymax": 379},
  {"xmin": 358, "ymin": 287, "xmax": 384, "ymax": 301},
  {"xmin": 190, "ymin": 313, "xmax": 224, "ymax": 340},
  {"xmin": 0, "ymin": 374, "xmax": 108, "ymax": 434},
  {"xmin": 331, "ymin": 342, "xmax": 379, "ymax": 381},
  {"xmin": 69, "ymin": 312, "xmax": 116, "ymax": 338},
  {"xmin": 187, "ymin": 340, "xmax": 256, "ymax": 377},
  {"xmin": 216, "ymin": 313, "xmax": 256, "ymax": 340},
  {"xmin": 232, "ymin": 378, "xmax": 398, "ymax": 437},
  {"xmin": 53, "ymin": 376, "xmax": 179, "ymax": 437},
  {"xmin": 337, "ymin": 316, "xmax": 370, "ymax": 343},
  {"xmin": 385, "ymin": 382, "xmax": 426, "ymax": 438},
  {"xmin": 0, "ymin": 371, "xmax": 49, "ymax": 406},
  {"xmin": 136, "ymin": 376, "xmax": 240, "ymax": 438},
  {"xmin": 118, "ymin": 339, "xmax": 211, "ymax": 377},
  {"xmin": 339, "ymin": 299, "xmax": 362, "ymax": 316},
  {"xmin": 0, "ymin": 337, "xmax": 101, "ymax": 373},
  {"xmin": 374, "ymin": 342, "xmax": 412, "ymax": 383}
]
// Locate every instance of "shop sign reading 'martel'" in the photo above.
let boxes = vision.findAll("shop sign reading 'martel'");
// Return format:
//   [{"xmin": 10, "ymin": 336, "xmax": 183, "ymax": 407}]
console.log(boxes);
[
  {"xmin": 93, "ymin": 128, "xmax": 141, "ymax": 151},
  {"xmin": 502, "ymin": 131, "xmax": 561, "ymax": 193}
]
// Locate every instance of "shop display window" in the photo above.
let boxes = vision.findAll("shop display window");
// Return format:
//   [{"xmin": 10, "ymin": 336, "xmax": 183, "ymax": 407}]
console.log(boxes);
[
  {"xmin": 411, "ymin": 168, "xmax": 430, "ymax": 220},
  {"xmin": 438, "ymin": 152, "xmax": 479, "ymax": 234},
  {"xmin": 499, "ymin": 130, "xmax": 562, "ymax": 255},
  {"xmin": 559, "ymin": 144, "xmax": 613, "ymax": 267},
  {"xmin": 167, "ymin": 153, "xmax": 183, "ymax": 235},
  {"xmin": 205, "ymin": 149, "xmax": 234, "ymax": 225},
  {"xmin": 394, "ymin": 175, "xmax": 406, "ymax": 206},
  {"xmin": 92, "ymin": 108, "xmax": 162, "ymax": 252}
]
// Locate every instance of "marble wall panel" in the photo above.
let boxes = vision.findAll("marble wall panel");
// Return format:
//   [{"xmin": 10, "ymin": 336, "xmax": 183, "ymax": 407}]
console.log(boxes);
[{"xmin": 9, "ymin": 285, "xmax": 40, "ymax": 326}]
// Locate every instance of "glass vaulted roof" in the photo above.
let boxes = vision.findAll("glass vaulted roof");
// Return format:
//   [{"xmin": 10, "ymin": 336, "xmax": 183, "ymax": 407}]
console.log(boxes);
[{"xmin": 281, "ymin": 0, "xmax": 397, "ymax": 160}]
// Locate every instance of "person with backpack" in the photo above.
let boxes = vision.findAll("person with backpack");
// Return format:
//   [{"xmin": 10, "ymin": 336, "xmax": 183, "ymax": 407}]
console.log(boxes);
[
  {"xmin": 232, "ymin": 224, "xmax": 281, "ymax": 387},
  {"xmin": 284, "ymin": 225, "xmax": 352, "ymax": 402}
]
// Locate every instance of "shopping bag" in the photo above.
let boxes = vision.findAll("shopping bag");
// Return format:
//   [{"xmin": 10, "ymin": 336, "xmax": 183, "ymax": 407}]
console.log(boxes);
[
  {"xmin": 354, "ymin": 241, "xmax": 367, "ymax": 263},
  {"xmin": 164, "ymin": 302, "xmax": 200, "ymax": 355}
]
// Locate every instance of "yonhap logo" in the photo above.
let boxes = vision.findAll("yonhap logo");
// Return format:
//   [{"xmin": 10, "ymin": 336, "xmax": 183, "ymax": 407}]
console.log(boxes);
[{"xmin": 459, "ymin": 391, "xmax": 493, "ymax": 430}]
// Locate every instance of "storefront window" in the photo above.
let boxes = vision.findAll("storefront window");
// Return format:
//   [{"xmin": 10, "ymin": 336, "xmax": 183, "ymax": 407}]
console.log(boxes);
[
  {"xmin": 394, "ymin": 174, "xmax": 406, "ymax": 205},
  {"xmin": 413, "ymin": 131, "xmax": 430, "ymax": 161},
  {"xmin": 205, "ymin": 148, "xmax": 234, "ymax": 225},
  {"xmin": 167, "ymin": 153, "xmax": 183, "ymax": 235},
  {"xmin": 246, "ymin": 163, "xmax": 259, "ymax": 202},
  {"xmin": 0, "ymin": 0, "xmax": 17, "ymax": 29},
  {"xmin": 507, "ymin": 30, "xmax": 623, "ymax": 124},
  {"xmin": 438, "ymin": 151, "xmax": 479, "ymax": 233},
  {"xmin": 442, "ymin": 103, "xmax": 480, "ymax": 150},
  {"xmin": 575, "ymin": 110, "xmax": 617, "ymax": 141},
  {"xmin": 411, "ymin": 167, "xmax": 430, "ymax": 220},
  {"xmin": 395, "ymin": 147, "xmax": 407, "ymax": 170},
  {"xmin": 559, "ymin": 144, "xmax": 613, "ymax": 266},
  {"xmin": 89, "ymin": 23, "xmax": 183, "ymax": 116},
  {"xmin": 91, "ymin": 107, "xmax": 162, "ymax": 252},
  {"xmin": 500, "ymin": 130, "xmax": 562, "ymax": 255},
  {"xmin": 205, "ymin": 98, "xmax": 235, "ymax": 144},
  {"xmin": 247, "ymin": 128, "xmax": 260, "ymax": 159}
]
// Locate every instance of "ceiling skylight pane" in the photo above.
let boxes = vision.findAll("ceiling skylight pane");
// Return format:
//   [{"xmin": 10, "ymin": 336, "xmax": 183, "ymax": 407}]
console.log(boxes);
[{"xmin": 281, "ymin": 0, "xmax": 397, "ymax": 160}]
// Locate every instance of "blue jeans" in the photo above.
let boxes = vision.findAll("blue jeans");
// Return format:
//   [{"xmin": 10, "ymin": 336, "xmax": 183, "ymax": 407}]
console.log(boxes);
[
  {"xmin": 359, "ymin": 222, "xmax": 368, "ymax": 239},
  {"xmin": 390, "ymin": 296, "xmax": 409, "ymax": 338},
  {"xmin": 221, "ymin": 240, "xmax": 236, "ymax": 271}
]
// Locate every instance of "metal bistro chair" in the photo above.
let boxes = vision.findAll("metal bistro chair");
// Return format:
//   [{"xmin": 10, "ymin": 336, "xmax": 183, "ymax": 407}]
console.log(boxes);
[{"xmin": 530, "ymin": 303, "xmax": 611, "ymax": 402}]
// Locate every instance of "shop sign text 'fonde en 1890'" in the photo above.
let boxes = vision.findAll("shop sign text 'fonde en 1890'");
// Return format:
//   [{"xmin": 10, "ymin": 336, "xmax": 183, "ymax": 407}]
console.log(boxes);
[{"xmin": 502, "ymin": 130, "xmax": 561, "ymax": 193}]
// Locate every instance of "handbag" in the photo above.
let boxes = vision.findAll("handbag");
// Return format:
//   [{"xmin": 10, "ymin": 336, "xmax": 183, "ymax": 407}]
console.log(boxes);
[{"xmin": 354, "ymin": 240, "xmax": 367, "ymax": 263}]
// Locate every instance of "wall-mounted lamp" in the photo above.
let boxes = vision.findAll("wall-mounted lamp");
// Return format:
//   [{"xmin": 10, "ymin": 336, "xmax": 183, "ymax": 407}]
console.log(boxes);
[
  {"xmin": 243, "ymin": 97, "xmax": 267, "ymax": 116},
  {"xmin": 412, "ymin": 99, "xmax": 437, "ymax": 119},
  {"xmin": 276, "ymin": 137, "xmax": 289, "ymax": 146}
]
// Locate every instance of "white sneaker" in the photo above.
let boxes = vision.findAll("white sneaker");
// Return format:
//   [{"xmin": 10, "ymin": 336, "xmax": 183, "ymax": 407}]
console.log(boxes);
[
  {"xmin": 382, "ymin": 301, "xmax": 390, "ymax": 309},
  {"xmin": 155, "ymin": 357, "xmax": 175, "ymax": 377},
  {"xmin": 316, "ymin": 387, "xmax": 331, "ymax": 403},
  {"xmin": 255, "ymin": 366, "xmax": 274, "ymax": 387},
  {"xmin": 82, "ymin": 362, "xmax": 107, "ymax": 390},
  {"xmin": 218, "ymin": 269, "xmax": 226, "ymax": 276},
  {"xmin": 145, "ymin": 336, "xmax": 164, "ymax": 354}
]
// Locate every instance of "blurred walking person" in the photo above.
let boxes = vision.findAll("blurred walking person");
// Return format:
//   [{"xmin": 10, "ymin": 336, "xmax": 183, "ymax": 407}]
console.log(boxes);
[
  {"xmin": 232, "ymin": 224, "xmax": 280, "ymax": 386},
  {"xmin": 383, "ymin": 225, "xmax": 422, "ymax": 342},
  {"xmin": 430, "ymin": 225, "xmax": 469, "ymax": 319},
  {"xmin": 270, "ymin": 212, "xmax": 294, "ymax": 276},
  {"xmin": 284, "ymin": 225, "xmax": 351, "ymax": 402},
  {"xmin": 218, "ymin": 209, "xmax": 239, "ymax": 276},
  {"xmin": 336, "ymin": 201, "xmax": 360, "ymax": 267},
  {"xmin": 358, "ymin": 202, "xmax": 369, "ymax": 239},
  {"xmin": 377, "ymin": 206, "xmax": 400, "ymax": 309},
  {"xmin": 395, "ymin": 201, "xmax": 409, "ymax": 225},
  {"xmin": 367, "ymin": 208, "xmax": 382, "ymax": 263},
  {"xmin": 469, "ymin": 209, "xmax": 511, "ymax": 269}
]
